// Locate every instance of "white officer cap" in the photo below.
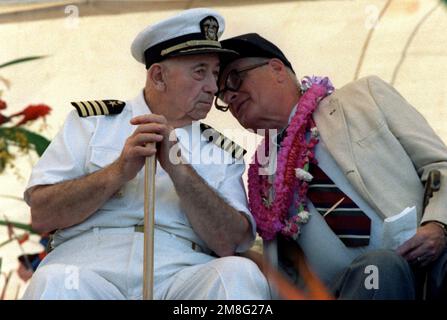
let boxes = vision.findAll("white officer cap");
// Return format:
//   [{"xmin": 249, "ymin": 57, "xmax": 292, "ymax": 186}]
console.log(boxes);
[{"xmin": 131, "ymin": 8, "xmax": 238, "ymax": 69}]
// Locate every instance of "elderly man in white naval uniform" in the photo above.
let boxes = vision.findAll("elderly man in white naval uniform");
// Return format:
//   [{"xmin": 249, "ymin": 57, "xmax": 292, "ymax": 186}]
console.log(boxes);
[{"xmin": 22, "ymin": 9, "xmax": 270, "ymax": 300}]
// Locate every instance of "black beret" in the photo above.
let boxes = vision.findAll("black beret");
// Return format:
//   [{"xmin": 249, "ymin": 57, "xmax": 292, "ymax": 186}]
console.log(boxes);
[{"xmin": 220, "ymin": 33, "xmax": 294, "ymax": 73}]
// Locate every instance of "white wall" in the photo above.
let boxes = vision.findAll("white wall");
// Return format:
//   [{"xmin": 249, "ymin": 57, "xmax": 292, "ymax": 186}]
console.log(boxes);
[{"xmin": 0, "ymin": 0, "xmax": 446, "ymax": 298}]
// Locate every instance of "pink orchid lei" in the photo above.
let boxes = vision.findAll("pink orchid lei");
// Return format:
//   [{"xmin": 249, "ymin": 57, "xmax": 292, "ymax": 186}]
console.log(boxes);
[{"xmin": 248, "ymin": 76, "xmax": 334, "ymax": 241}]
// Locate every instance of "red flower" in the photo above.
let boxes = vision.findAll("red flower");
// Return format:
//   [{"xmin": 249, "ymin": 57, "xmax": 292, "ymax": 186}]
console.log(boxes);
[
  {"xmin": 12, "ymin": 104, "xmax": 51, "ymax": 126},
  {"xmin": 0, "ymin": 113, "xmax": 8, "ymax": 125},
  {"xmin": 0, "ymin": 99, "xmax": 7, "ymax": 110},
  {"xmin": 18, "ymin": 233, "xmax": 30, "ymax": 245}
]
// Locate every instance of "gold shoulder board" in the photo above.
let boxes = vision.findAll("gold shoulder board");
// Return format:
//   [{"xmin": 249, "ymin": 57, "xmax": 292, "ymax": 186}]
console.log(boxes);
[
  {"xmin": 200, "ymin": 123, "xmax": 247, "ymax": 160},
  {"xmin": 70, "ymin": 99, "xmax": 126, "ymax": 117}
]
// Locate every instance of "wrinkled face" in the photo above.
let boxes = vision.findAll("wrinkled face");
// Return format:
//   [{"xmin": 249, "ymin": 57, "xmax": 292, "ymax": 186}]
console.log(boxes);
[
  {"xmin": 217, "ymin": 58, "xmax": 277, "ymax": 130},
  {"xmin": 164, "ymin": 54, "xmax": 220, "ymax": 121}
]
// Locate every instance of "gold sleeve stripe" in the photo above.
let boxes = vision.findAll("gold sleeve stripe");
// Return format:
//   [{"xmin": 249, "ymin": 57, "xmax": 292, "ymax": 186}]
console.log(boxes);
[
  {"xmin": 73, "ymin": 101, "xmax": 87, "ymax": 117},
  {"xmin": 223, "ymin": 139, "xmax": 233, "ymax": 152},
  {"xmin": 234, "ymin": 147, "xmax": 245, "ymax": 160},
  {"xmin": 90, "ymin": 100, "xmax": 103, "ymax": 115},
  {"xmin": 72, "ymin": 102, "xmax": 81, "ymax": 117},
  {"xmin": 97, "ymin": 100, "xmax": 110, "ymax": 115},
  {"xmin": 81, "ymin": 101, "xmax": 95, "ymax": 116},
  {"xmin": 214, "ymin": 135, "xmax": 224, "ymax": 147}
]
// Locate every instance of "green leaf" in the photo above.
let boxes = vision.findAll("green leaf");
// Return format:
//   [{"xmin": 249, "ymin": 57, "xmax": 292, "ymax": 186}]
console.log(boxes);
[
  {"xmin": 16, "ymin": 128, "xmax": 50, "ymax": 156},
  {"xmin": 0, "ymin": 220, "xmax": 37, "ymax": 234},
  {"xmin": 0, "ymin": 56, "xmax": 47, "ymax": 70},
  {"xmin": 0, "ymin": 127, "xmax": 50, "ymax": 156},
  {"xmin": 303, "ymin": 163, "xmax": 309, "ymax": 172}
]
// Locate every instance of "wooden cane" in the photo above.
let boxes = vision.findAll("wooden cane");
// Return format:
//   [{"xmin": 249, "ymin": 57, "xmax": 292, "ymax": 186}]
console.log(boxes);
[
  {"xmin": 143, "ymin": 155, "xmax": 156, "ymax": 300},
  {"xmin": 263, "ymin": 142, "xmax": 278, "ymax": 295}
]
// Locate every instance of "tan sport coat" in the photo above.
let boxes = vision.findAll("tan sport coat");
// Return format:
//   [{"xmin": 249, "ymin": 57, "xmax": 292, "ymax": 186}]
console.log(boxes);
[{"xmin": 314, "ymin": 75, "xmax": 447, "ymax": 225}]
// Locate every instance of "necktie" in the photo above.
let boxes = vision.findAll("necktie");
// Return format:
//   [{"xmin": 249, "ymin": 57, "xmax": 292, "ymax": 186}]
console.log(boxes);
[{"xmin": 307, "ymin": 163, "xmax": 371, "ymax": 247}]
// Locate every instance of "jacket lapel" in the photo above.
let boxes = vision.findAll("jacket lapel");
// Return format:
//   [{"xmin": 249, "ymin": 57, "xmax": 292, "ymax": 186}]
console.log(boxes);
[{"xmin": 313, "ymin": 96, "xmax": 386, "ymax": 219}]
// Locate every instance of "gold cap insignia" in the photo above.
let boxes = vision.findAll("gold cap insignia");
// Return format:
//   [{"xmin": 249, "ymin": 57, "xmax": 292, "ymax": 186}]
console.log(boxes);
[{"xmin": 200, "ymin": 16, "xmax": 219, "ymax": 41}]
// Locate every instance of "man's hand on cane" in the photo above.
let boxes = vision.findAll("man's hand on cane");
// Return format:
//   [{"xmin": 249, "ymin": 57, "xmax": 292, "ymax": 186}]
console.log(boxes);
[
  {"xmin": 115, "ymin": 114, "xmax": 174, "ymax": 182},
  {"xmin": 397, "ymin": 223, "xmax": 446, "ymax": 267},
  {"xmin": 126, "ymin": 113, "xmax": 176, "ymax": 300}
]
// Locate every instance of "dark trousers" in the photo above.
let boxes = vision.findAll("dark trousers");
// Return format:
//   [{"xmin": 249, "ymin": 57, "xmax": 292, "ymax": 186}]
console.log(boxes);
[
  {"xmin": 413, "ymin": 247, "xmax": 447, "ymax": 300},
  {"xmin": 330, "ymin": 248, "xmax": 447, "ymax": 300}
]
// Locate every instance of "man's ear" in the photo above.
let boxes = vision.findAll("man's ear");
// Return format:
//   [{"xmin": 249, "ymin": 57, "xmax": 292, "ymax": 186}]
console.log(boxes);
[
  {"xmin": 147, "ymin": 63, "xmax": 166, "ymax": 91},
  {"xmin": 269, "ymin": 58, "xmax": 287, "ymax": 83}
]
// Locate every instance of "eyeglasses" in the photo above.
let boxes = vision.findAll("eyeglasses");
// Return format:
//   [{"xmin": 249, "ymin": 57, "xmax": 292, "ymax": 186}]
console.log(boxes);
[{"xmin": 214, "ymin": 61, "xmax": 269, "ymax": 112}]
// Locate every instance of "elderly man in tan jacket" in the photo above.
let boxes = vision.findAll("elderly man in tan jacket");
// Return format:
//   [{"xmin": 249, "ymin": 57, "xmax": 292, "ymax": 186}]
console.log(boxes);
[{"xmin": 215, "ymin": 33, "xmax": 447, "ymax": 299}]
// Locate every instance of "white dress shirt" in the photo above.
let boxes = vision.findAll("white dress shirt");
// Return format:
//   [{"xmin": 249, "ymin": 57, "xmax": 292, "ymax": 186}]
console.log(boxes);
[{"xmin": 25, "ymin": 91, "xmax": 256, "ymax": 253}]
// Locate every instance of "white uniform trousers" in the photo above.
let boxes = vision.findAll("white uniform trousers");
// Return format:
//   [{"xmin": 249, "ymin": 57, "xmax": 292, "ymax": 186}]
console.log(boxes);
[{"xmin": 22, "ymin": 227, "xmax": 271, "ymax": 300}]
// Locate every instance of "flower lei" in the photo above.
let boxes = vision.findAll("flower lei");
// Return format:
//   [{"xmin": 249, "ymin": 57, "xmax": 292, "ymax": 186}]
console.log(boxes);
[{"xmin": 248, "ymin": 76, "xmax": 334, "ymax": 241}]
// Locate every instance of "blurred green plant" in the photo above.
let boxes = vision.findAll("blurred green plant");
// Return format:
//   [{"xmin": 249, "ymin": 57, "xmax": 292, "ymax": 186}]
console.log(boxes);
[
  {"xmin": 0, "ymin": 56, "xmax": 51, "ymax": 174},
  {"xmin": 0, "ymin": 55, "xmax": 52, "ymax": 286}
]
